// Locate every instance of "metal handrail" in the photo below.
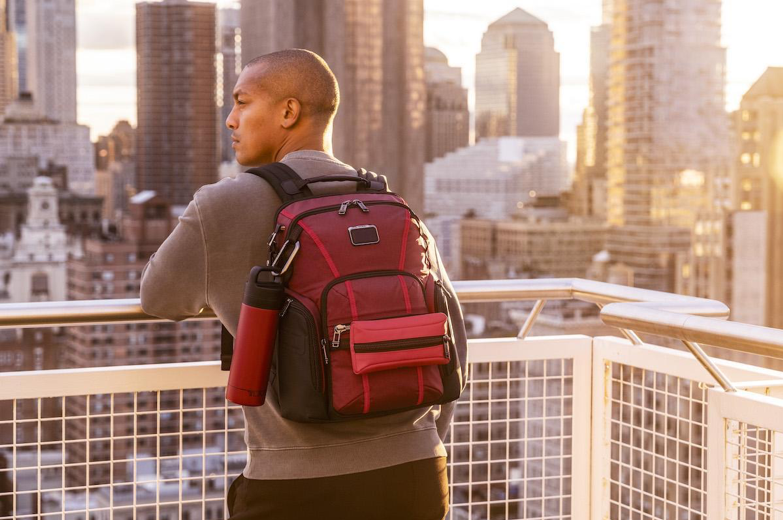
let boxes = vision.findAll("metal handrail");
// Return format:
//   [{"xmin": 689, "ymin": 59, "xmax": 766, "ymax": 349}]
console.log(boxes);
[
  {"xmin": 0, "ymin": 278, "xmax": 729, "ymax": 328},
  {"xmin": 5, "ymin": 277, "xmax": 782, "ymax": 391}
]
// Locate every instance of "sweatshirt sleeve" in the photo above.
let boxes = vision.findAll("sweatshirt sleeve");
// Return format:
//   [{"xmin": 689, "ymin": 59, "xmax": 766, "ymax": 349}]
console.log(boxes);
[{"xmin": 140, "ymin": 196, "xmax": 208, "ymax": 321}]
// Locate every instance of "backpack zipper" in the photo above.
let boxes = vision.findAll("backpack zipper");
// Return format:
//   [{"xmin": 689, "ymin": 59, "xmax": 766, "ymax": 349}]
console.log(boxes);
[
  {"xmin": 272, "ymin": 190, "xmax": 406, "ymax": 224},
  {"xmin": 338, "ymin": 199, "xmax": 370, "ymax": 215},
  {"xmin": 332, "ymin": 324, "xmax": 350, "ymax": 348},
  {"xmin": 283, "ymin": 200, "xmax": 421, "ymax": 242},
  {"xmin": 353, "ymin": 335, "xmax": 451, "ymax": 356}
]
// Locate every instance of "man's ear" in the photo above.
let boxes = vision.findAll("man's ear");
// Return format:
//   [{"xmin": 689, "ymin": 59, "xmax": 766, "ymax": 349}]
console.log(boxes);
[{"xmin": 281, "ymin": 98, "xmax": 302, "ymax": 129}]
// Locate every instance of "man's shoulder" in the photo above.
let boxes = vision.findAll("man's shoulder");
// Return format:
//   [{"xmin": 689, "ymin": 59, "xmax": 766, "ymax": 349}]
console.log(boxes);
[
  {"xmin": 280, "ymin": 151, "xmax": 357, "ymax": 179},
  {"xmin": 193, "ymin": 172, "xmax": 279, "ymax": 211}
]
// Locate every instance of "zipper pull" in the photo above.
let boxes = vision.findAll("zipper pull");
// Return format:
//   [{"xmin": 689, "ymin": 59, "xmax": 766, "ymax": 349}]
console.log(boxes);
[
  {"xmin": 338, "ymin": 200, "xmax": 351, "ymax": 215},
  {"xmin": 443, "ymin": 335, "xmax": 451, "ymax": 359},
  {"xmin": 279, "ymin": 298, "xmax": 293, "ymax": 318},
  {"xmin": 355, "ymin": 200, "xmax": 369, "ymax": 212},
  {"xmin": 320, "ymin": 339, "xmax": 330, "ymax": 365},
  {"xmin": 332, "ymin": 324, "xmax": 350, "ymax": 348}
]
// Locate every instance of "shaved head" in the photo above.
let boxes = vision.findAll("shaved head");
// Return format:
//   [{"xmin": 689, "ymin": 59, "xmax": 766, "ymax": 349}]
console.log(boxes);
[
  {"xmin": 226, "ymin": 49, "xmax": 339, "ymax": 166},
  {"xmin": 244, "ymin": 49, "xmax": 340, "ymax": 126}
]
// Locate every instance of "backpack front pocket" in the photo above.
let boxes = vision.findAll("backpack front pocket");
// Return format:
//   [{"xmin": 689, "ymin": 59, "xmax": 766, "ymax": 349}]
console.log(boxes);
[
  {"xmin": 350, "ymin": 313, "xmax": 450, "ymax": 374},
  {"xmin": 329, "ymin": 313, "xmax": 450, "ymax": 416}
]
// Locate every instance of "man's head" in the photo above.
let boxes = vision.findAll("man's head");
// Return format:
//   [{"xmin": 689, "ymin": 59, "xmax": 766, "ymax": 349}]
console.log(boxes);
[{"xmin": 226, "ymin": 49, "xmax": 340, "ymax": 166}]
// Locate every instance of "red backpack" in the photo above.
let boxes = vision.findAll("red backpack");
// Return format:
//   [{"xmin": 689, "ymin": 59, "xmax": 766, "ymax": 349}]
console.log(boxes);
[{"xmin": 222, "ymin": 162, "xmax": 468, "ymax": 423}]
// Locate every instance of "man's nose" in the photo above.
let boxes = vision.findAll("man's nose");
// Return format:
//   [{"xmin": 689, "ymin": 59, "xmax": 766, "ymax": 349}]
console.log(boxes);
[{"xmin": 226, "ymin": 106, "xmax": 237, "ymax": 130}]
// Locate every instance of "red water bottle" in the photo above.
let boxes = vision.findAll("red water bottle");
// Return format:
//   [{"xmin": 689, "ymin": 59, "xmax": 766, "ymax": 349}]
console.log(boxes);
[{"xmin": 226, "ymin": 266, "xmax": 284, "ymax": 406}]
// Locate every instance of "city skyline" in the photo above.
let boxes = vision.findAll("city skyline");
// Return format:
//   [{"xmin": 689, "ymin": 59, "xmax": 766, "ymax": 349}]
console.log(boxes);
[{"xmin": 75, "ymin": 0, "xmax": 783, "ymax": 164}]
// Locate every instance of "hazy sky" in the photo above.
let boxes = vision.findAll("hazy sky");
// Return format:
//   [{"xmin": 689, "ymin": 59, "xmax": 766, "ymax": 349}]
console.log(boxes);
[{"xmin": 75, "ymin": 0, "xmax": 783, "ymax": 162}]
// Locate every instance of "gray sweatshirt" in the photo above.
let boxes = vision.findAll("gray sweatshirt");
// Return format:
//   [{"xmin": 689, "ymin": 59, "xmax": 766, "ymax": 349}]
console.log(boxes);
[{"xmin": 140, "ymin": 150, "xmax": 454, "ymax": 480}]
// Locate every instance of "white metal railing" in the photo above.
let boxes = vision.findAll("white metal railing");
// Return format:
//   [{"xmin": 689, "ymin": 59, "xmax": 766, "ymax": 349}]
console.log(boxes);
[
  {"xmin": 0, "ymin": 337, "xmax": 594, "ymax": 520},
  {"xmin": 4, "ymin": 336, "xmax": 783, "ymax": 519},
  {"xmin": 3, "ymin": 279, "xmax": 783, "ymax": 519}
]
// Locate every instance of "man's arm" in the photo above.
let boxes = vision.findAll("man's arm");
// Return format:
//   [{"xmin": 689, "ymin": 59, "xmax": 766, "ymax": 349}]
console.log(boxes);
[
  {"xmin": 429, "ymin": 234, "xmax": 468, "ymax": 443},
  {"xmin": 140, "ymin": 197, "xmax": 208, "ymax": 321}
]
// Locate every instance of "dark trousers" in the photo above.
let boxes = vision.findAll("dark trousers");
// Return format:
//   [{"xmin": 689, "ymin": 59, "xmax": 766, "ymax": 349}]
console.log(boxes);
[{"xmin": 227, "ymin": 456, "xmax": 449, "ymax": 520}]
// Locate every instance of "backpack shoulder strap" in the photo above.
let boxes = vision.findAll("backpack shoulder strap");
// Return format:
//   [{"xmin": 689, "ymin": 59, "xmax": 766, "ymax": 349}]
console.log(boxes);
[
  {"xmin": 223, "ymin": 162, "xmax": 312, "ymax": 371},
  {"xmin": 245, "ymin": 162, "xmax": 315, "ymax": 201},
  {"xmin": 221, "ymin": 325, "xmax": 234, "ymax": 371}
]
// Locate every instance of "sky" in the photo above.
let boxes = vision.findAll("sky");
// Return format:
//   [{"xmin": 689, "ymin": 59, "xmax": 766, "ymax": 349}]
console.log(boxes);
[{"xmin": 75, "ymin": 0, "xmax": 783, "ymax": 163}]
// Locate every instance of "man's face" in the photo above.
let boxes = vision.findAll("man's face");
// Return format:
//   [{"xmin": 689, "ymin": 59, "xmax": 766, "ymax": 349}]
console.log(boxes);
[{"xmin": 225, "ymin": 66, "xmax": 282, "ymax": 166}]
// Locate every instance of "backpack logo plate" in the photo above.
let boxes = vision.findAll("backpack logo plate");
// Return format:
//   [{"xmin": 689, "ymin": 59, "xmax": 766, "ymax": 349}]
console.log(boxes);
[{"xmin": 348, "ymin": 225, "xmax": 380, "ymax": 246}]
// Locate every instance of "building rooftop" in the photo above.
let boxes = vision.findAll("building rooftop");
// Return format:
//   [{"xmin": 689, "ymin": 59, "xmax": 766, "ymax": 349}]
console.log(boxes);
[
  {"xmin": 489, "ymin": 7, "xmax": 548, "ymax": 29},
  {"xmin": 130, "ymin": 190, "xmax": 157, "ymax": 204},
  {"xmin": 425, "ymin": 46, "xmax": 449, "ymax": 64},
  {"xmin": 743, "ymin": 66, "xmax": 783, "ymax": 100}
]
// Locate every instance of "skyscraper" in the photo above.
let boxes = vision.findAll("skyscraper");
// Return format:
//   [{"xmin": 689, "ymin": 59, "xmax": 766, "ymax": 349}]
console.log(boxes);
[
  {"xmin": 424, "ymin": 47, "xmax": 469, "ymax": 163},
  {"xmin": 7, "ymin": 0, "xmax": 23, "ymax": 93},
  {"xmin": 475, "ymin": 8, "xmax": 560, "ymax": 140},
  {"xmin": 572, "ymin": 23, "xmax": 610, "ymax": 218},
  {"xmin": 240, "ymin": 0, "xmax": 426, "ymax": 211},
  {"xmin": 26, "ymin": 0, "xmax": 77, "ymax": 123},
  {"xmin": 731, "ymin": 67, "xmax": 783, "ymax": 328},
  {"xmin": 136, "ymin": 0, "xmax": 218, "ymax": 206},
  {"xmin": 218, "ymin": 7, "xmax": 240, "ymax": 164},
  {"xmin": 605, "ymin": 0, "xmax": 731, "ymax": 292},
  {"xmin": 0, "ymin": 0, "xmax": 16, "ymax": 115}
]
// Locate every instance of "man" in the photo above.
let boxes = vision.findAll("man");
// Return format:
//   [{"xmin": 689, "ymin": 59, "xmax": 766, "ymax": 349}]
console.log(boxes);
[{"xmin": 140, "ymin": 50, "xmax": 457, "ymax": 519}]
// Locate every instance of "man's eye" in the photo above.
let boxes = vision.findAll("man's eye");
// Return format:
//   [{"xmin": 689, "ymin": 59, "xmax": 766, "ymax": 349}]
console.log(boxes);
[{"xmin": 236, "ymin": 99, "xmax": 246, "ymax": 105}]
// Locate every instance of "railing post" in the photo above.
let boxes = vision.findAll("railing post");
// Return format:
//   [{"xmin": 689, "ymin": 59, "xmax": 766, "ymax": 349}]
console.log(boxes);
[
  {"xmin": 589, "ymin": 340, "xmax": 613, "ymax": 520},
  {"xmin": 517, "ymin": 299, "xmax": 546, "ymax": 339},
  {"xmin": 682, "ymin": 340, "xmax": 737, "ymax": 392}
]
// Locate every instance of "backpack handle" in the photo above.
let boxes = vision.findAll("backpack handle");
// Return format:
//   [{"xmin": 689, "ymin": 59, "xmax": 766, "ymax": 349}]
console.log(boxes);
[{"xmin": 281, "ymin": 175, "xmax": 384, "ymax": 195}]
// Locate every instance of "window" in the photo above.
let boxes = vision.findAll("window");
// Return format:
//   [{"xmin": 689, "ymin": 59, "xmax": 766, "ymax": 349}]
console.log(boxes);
[{"xmin": 31, "ymin": 273, "xmax": 48, "ymax": 296}]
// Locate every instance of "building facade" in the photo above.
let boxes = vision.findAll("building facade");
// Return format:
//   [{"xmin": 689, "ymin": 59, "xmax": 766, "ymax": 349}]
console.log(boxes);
[
  {"xmin": 218, "ymin": 7, "xmax": 240, "ymax": 164},
  {"xmin": 25, "ymin": 0, "xmax": 77, "ymax": 123},
  {"xmin": 0, "ymin": 177, "xmax": 81, "ymax": 373},
  {"xmin": 425, "ymin": 136, "xmax": 568, "ymax": 220},
  {"xmin": 424, "ymin": 47, "xmax": 469, "ymax": 163},
  {"xmin": 460, "ymin": 217, "xmax": 608, "ymax": 281},
  {"xmin": 240, "ymin": 0, "xmax": 426, "ymax": 212},
  {"xmin": 136, "ymin": 0, "xmax": 218, "ymax": 206},
  {"xmin": 725, "ymin": 210, "xmax": 766, "ymax": 326},
  {"xmin": 0, "ymin": 177, "xmax": 82, "ymax": 303},
  {"xmin": 95, "ymin": 120, "xmax": 136, "ymax": 222},
  {"xmin": 572, "ymin": 23, "xmax": 610, "ymax": 219},
  {"xmin": 605, "ymin": 0, "xmax": 731, "ymax": 292},
  {"xmin": 475, "ymin": 8, "xmax": 560, "ymax": 140},
  {"xmin": 0, "ymin": 94, "xmax": 94, "ymax": 194},
  {"xmin": 731, "ymin": 67, "xmax": 783, "ymax": 328},
  {"xmin": 0, "ymin": 0, "xmax": 16, "ymax": 116}
]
